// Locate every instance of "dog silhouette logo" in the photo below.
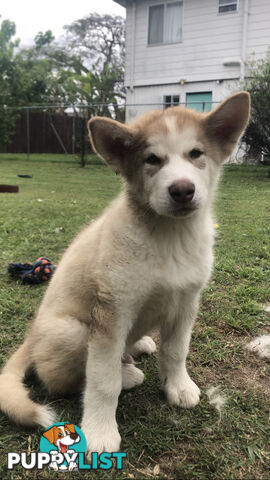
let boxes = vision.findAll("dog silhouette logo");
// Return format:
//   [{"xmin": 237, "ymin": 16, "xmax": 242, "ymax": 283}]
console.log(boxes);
[{"xmin": 40, "ymin": 422, "xmax": 87, "ymax": 472}]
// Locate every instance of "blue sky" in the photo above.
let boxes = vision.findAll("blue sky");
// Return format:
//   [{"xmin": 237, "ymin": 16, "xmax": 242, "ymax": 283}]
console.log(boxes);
[{"xmin": 0, "ymin": 0, "xmax": 125, "ymax": 47}]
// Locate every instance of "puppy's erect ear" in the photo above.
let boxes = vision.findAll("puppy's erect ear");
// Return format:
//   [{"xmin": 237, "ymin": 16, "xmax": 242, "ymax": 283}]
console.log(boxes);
[
  {"xmin": 204, "ymin": 92, "xmax": 250, "ymax": 160},
  {"xmin": 88, "ymin": 117, "xmax": 139, "ymax": 175},
  {"xmin": 43, "ymin": 426, "xmax": 58, "ymax": 444}
]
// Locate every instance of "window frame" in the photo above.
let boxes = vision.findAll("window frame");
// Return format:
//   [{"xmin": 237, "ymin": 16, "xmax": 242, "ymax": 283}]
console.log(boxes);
[
  {"xmin": 148, "ymin": 1, "xmax": 183, "ymax": 46},
  {"xmin": 218, "ymin": 0, "xmax": 238, "ymax": 15},
  {"xmin": 163, "ymin": 94, "xmax": 180, "ymax": 109}
]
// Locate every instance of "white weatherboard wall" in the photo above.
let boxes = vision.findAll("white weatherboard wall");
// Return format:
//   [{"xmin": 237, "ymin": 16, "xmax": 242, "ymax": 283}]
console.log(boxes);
[
  {"xmin": 126, "ymin": 0, "xmax": 243, "ymax": 87},
  {"xmin": 247, "ymin": 0, "xmax": 270, "ymax": 58},
  {"xmin": 120, "ymin": 0, "xmax": 270, "ymax": 122},
  {"xmin": 126, "ymin": 79, "xmax": 236, "ymax": 122}
]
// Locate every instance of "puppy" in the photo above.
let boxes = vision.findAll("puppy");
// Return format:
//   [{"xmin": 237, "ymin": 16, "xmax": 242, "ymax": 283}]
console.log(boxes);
[{"xmin": 0, "ymin": 92, "xmax": 250, "ymax": 456}]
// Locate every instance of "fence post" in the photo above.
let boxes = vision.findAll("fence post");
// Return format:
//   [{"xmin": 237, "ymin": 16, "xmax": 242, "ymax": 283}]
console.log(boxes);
[
  {"xmin": 26, "ymin": 108, "xmax": 30, "ymax": 161},
  {"xmin": 80, "ymin": 117, "xmax": 86, "ymax": 168},
  {"xmin": 72, "ymin": 116, "xmax": 75, "ymax": 156}
]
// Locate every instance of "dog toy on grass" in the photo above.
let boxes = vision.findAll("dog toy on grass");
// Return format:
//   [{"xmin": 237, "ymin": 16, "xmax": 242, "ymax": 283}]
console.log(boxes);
[{"xmin": 8, "ymin": 256, "xmax": 56, "ymax": 284}]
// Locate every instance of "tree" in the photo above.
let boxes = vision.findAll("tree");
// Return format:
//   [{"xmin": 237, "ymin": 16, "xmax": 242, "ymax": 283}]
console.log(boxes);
[
  {"xmin": 0, "ymin": 18, "xmax": 21, "ymax": 148},
  {"xmin": 0, "ymin": 13, "xmax": 126, "ymax": 149},
  {"xmin": 242, "ymin": 52, "xmax": 270, "ymax": 158},
  {"xmin": 49, "ymin": 13, "xmax": 126, "ymax": 119},
  {"xmin": 34, "ymin": 30, "xmax": 55, "ymax": 50},
  {"xmin": 0, "ymin": 17, "xmax": 69, "ymax": 148},
  {"xmin": 16, "ymin": 30, "xmax": 70, "ymax": 106}
]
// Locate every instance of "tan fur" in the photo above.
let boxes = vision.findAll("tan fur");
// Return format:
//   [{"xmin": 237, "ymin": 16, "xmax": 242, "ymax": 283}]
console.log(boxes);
[{"xmin": 0, "ymin": 93, "xmax": 250, "ymax": 454}]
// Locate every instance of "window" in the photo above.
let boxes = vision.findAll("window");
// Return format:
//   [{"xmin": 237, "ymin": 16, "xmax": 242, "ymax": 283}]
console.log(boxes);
[
  {"xmin": 186, "ymin": 92, "xmax": 212, "ymax": 113},
  {"xmin": 164, "ymin": 95, "xmax": 180, "ymax": 109},
  {"xmin": 218, "ymin": 0, "xmax": 237, "ymax": 14},
  {"xmin": 148, "ymin": 2, "xmax": 183, "ymax": 45}
]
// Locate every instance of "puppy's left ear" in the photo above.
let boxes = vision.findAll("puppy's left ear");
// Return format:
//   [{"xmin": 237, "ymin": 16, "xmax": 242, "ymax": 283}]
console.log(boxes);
[
  {"xmin": 88, "ymin": 117, "xmax": 139, "ymax": 175},
  {"xmin": 204, "ymin": 92, "xmax": 250, "ymax": 160}
]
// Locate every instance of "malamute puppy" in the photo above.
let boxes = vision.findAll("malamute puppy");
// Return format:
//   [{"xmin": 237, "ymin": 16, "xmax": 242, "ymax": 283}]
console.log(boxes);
[{"xmin": 0, "ymin": 92, "xmax": 250, "ymax": 455}]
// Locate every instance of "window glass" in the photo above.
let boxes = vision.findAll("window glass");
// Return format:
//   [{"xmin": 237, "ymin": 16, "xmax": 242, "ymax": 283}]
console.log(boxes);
[
  {"xmin": 218, "ymin": 0, "xmax": 237, "ymax": 14},
  {"xmin": 149, "ymin": 5, "xmax": 164, "ymax": 44},
  {"xmin": 164, "ymin": 95, "xmax": 180, "ymax": 109},
  {"xmin": 186, "ymin": 92, "xmax": 212, "ymax": 112},
  {"xmin": 164, "ymin": 2, "xmax": 182, "ymax": 43},
  {"xmin": 149, "ymin": 2, "xmax": 183, "ymax": 45}
]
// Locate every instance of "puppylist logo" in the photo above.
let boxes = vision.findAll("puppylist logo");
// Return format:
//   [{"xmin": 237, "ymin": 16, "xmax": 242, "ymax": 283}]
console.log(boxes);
[{"xmin": 7, "ymin": 422, "xmax": 126, "ymax": 472}]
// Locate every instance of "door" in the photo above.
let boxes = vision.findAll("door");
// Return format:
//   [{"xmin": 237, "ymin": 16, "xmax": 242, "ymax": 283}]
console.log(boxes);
[{"xmin": 186, "ymin": 92, "xmax": 212, "ymax": 112}]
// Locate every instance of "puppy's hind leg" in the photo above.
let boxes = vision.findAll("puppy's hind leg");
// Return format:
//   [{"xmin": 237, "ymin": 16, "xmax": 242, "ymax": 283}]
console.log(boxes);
[
  {"xmin": 121, "ymin": 335, "xmax": 156, "ymax": 388},
  {"xmin": 121, "ymin": 355, "xmax": 144, "ymax": 390},
  {"xmin": 32, "ymin": 316, "xmax": 88, "ymax": 395}
]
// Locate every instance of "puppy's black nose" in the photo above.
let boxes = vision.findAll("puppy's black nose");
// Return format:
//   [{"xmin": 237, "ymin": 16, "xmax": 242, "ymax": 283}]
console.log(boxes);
[
  {"xmin": 70, "ymin": 433, "xmax": 78, "ymax": 440},
  {"xmin": 168, "ymin": 180, "xmax": 195, "ymax": 203}
]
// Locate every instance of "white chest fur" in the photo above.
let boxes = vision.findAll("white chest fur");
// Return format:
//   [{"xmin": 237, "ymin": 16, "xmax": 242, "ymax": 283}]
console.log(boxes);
[{"xmin": 110, "ymin": 211, "xmax": 214, "ymax": 322}]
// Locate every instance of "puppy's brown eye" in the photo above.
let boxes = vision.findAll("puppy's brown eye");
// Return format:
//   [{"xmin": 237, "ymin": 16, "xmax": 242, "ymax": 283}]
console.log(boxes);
[
  {"xmin": 144, "ymin": 154, "xmax": 161, "ymax": 165},
  {"xmin": 190, "ymin": 149, "xmax": 203, "ymax": 159},
  {"xmin": 58, "ymin": 432, "xmax": 63, "ymax": 438}
]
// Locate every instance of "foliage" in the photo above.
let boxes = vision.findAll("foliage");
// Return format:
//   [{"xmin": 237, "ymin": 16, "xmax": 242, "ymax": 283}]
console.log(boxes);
[
  {"xmin": 34, "ymin": 30, "xmax": 55, "ymax": 50},
  {"xmin": 243, "ymin": 51, "xmax": 270, "ymax": 157},
  {"xmin": 0, "ymin": 18, "xmax": 19, "ymax": 147},
  {"xmin": 0, "ymin": 17, "xmax": 64, "ymax": 147},
  {"xmin": 49, "ymin": 13, "xmax": 126, "ymax": 119},
  {"xmin": 0, "ymin": 13, "xmax": 126, "ymax": 147}
]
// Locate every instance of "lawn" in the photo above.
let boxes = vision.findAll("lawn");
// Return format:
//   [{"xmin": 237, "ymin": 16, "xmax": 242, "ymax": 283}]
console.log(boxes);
[{"xmin": 0, "ymin": 155, "xmax": 269, "ymax": 480}]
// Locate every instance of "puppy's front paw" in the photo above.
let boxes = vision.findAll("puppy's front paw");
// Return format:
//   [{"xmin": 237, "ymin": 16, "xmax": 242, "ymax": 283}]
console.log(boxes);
[
  {"xmin": 165, "ymin": 376, "xmax": 200, "ymax": 408},
  {"xmin": 82, "ymin": 424, "xmax": 121, "ymax": 458}
]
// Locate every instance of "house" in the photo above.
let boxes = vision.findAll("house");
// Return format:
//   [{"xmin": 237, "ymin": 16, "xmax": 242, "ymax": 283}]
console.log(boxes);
[{"xmin": 114, "ymin": 0, "xmax": 270, "ymax": 122}]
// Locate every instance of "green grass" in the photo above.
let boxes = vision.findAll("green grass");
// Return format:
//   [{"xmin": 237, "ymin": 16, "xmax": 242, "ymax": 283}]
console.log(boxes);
[
  {"xmin": 0, "ymin": 156, "xmax": 269, "ymax": 479},
  {"xmin": 0, "ymin": 153, "xmax": 103, "ymax": 165}
]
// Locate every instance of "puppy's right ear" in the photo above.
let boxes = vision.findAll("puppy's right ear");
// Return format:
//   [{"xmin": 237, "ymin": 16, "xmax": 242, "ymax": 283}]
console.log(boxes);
[
  {"xmin": 204, "ymin": 92, "xmax": 250, "ymax": 160},
  {"xmin": 88, "ymin": 117, "xmax": 138, "ymax": 174}
]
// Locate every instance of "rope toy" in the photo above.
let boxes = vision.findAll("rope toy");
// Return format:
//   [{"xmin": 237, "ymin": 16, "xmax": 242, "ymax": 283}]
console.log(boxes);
[{"xmin": 8, "ymin": 257, "xmax": 56, "ymax": 284}]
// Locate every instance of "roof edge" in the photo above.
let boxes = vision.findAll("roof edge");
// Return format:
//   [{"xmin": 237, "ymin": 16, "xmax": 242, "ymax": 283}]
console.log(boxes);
[{"xmin": 113, "ymin": 0, "xmax": 127, "ymax": 8}]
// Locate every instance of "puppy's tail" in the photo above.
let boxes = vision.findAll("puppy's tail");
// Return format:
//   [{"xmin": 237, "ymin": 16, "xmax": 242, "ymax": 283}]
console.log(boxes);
[{"xmin": 0, "ymin": 338, "xmax": 55, "ymax": 428}]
